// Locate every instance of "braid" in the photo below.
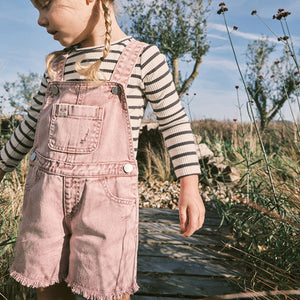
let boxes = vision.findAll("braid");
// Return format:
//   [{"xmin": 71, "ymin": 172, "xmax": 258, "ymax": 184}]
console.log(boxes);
[
  {"xmin": 76, "ymin": 0, "xmax": 113, "ymax": 82},
  {"xmin": 46, "ymin": 48, "xmax": 71, "ymax": 80}
]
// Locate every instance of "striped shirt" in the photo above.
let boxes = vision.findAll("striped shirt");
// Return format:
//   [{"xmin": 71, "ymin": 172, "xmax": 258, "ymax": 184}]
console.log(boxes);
[{"xmin": 0, "ymin": 36, "xmax": 200, "ymax": 178}]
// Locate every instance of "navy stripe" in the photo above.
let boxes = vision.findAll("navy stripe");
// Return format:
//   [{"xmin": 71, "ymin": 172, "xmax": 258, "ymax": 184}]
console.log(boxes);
[
  {"xmin": 143, "ymin": 60, "xmax": 165, "ymax": 78},
  {"xmin": 8, "ymin": 140, "xmax": 28, "ymax": 156},
  {"xmin": 171, "ymin": 151, "xmax": 197, "ymax": 160},
  {"xmin": 174, "ymin": 162, "xmax": 199, "ymax": 171},
  {"xmin": 145, "ymin": 81, "xmax": 172, "ymax": 96},
  {"xmin": 18, "ymin": 126, "xmax": 34, "ymax": 142},
  {"xmin": 157, "ymin": 107, "xmax": 185, "ymax": 121},
  {"xmin": 153, "ymin": 99, "xmax": 180, "ymax": 113},
  {"xmin": 165, "ymin": 131, "xmax": 192, "ymax": 141},
  {"xmin": 149, "ymin": 90, "xmax": 177, "ymax": 104},
  {"xmin": 141, "ymin": 51, "xmax": 160, "ymax": 69},
  {"xmin": 159, "ymin": 115, "xmax": 188, "ymax": 130},
  {"xmin": 144, "ymin": 70, "xmax": 169, "ymax": 86},
  {"xmin": 13, "ymin": 132, "xmax": 32, "ymax": 149},
  {"xmin": 167, "ymin": 141, "xmax": 195, "ymax": 151}
]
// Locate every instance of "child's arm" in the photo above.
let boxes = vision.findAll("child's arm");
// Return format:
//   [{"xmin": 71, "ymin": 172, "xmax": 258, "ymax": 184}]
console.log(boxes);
[
  {"xmin": 178, "ymin": 174, "xmax": 205, "ymax": 237},
  {"xmin": 0, "ymin": 72, "xmax": 48, "ymax": 174}
]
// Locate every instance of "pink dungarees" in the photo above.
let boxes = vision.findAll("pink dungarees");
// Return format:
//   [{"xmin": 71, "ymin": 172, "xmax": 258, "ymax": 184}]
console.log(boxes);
[{"xmin": 10, "ymin": 40, "xmax": 146, "ymax": 300}]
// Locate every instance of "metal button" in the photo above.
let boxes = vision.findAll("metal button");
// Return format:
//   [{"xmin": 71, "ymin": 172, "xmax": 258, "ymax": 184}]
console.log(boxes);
[
  {"xmin": 123, "ymin": 163, "xmax": 133, "ymax": 174},
  {"xmin": 111, "ymin": 86, "xmax": 121, "ymax": 95},
  {"xmin": 50, "ymin": 85, "xmax": 59, "ymax": 95},
  {"xmin": 30, "ymin": 152, "xmax": 37, "ymax": 161}
]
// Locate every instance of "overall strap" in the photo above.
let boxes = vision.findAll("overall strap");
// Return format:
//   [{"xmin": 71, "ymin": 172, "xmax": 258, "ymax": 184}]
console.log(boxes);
[
  {"xmin": 51, "ymin": 49, "xmax": 70, "ymax": 81},
  {"xmin": 110, "ymin": 39, "xmax": 147, "ymax": 88}
]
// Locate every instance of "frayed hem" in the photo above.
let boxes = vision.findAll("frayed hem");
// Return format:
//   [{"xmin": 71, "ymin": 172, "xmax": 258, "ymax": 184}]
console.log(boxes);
[
  {"xmin": 10, "ymin": 270, "xmax": 61, "ymax": 288},
  {"xmin": 67, "ymin": 281, "xmax": 139, "ymax": 300}
]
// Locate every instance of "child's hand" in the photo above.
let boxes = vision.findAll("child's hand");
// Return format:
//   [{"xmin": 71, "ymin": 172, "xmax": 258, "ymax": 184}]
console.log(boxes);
[
  {"xmin": 0, "ymin": 169, "xmax": 5, "ymax": 183},
  {"xmin": 178, "ymin": 174, "xmax": 205, "ymax": 238}
]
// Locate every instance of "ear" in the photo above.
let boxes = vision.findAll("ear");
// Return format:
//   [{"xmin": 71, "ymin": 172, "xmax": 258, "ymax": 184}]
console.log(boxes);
[{"xmin": 86, "ymin": 0, "xmax": 95, "ymax": 4}]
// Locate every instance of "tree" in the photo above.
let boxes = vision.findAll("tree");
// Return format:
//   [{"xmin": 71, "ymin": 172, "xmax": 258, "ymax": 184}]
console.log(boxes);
[
  {"xmin": 245, "ymin": 39, "xmax": 297, "ymax": 131},
  {"xmin": 124, "ymin": 0, "xmax": 211, "ymax": 98},
  {"xmin": 3, "ymin": 72, "xmax": 41, "ymax": 115}
]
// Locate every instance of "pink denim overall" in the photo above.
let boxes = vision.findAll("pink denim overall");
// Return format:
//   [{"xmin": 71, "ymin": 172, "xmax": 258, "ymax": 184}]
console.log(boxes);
[{"xmin": 10, "ymin": 40, "xmax": 145, "ymax": 300}]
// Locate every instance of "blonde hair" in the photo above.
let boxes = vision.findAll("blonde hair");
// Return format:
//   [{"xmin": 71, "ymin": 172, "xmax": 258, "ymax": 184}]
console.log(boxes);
[{"xmin": 46, "ymin": 0, "xmax": 114, "ymax": 81}]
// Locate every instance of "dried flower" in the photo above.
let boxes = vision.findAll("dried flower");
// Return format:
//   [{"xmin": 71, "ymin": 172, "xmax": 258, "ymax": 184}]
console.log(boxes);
[
  {"xmin": 250, "ymin": 100, "xmax": 254, "ymax": 105},
  {"xmin": 274, "ymin": 60, "xmax": 280, "ymax": 65},
  {"xmin": 233, "ymin": 118, "xmax": 237, "ymax": 122},
  {"xmin": 233, "ymin": 26, "xmax": 238, "ymax": 31},
  {"xmin": 186, "ymin": 93, "xmax": 189, "ymax": 96},
  {"xmin": 219, "ymin": 2, "xmax": 226, "ymax": 6},
  {"xmin": 270, "ymin": 74, "xmax": 275, "ymax": 78},
  {"xmin": 217, "ymin": 6, "xmax": 228, "ymax": 14},
  {"xmin": 277, "ymin": 37, "xmax": 283, "ymax": 41},
  {"xmin": 277, "ymin": 8, "xmax": 284, "ymax": 13},
  {"xmin": 258, "ymin": 75, "xmax": 264, "ymax": 79},
  {"xmin": 251, "ymin": 10, "xmax": 257, "ymax": 15},
  {"xmin": 294, "ymin": 71, "xmax": 300, "ymax": 76},
  {"xmin": 235, "ymin": 85, "xmax": 239, "ymax": 89},
  {"xmin": 291, "ymin": 53, "xmax": 295, "ymax": 57},
  {"xmin": 283, "ymin": 35, "xmax": 289, "ymax": 40},
  {"xmin": 296, "ymin": 81, "xmax": 300, "ymax": 86},
  {"xmin": 193, "ymin": 93, "xmax": 197, "ymax": 96}
]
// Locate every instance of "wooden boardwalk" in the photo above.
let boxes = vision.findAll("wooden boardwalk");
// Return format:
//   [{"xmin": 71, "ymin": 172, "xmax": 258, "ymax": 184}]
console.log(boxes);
[{"xmin": 132, "ymin": 207, "xmax": 242, "ymax": 299}]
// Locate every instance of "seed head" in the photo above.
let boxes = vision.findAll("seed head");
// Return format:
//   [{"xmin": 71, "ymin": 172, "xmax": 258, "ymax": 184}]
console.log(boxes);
[
  {"xmin": 235, "ymin": 85, "xmax": 239, "ymax": 89},
  {"xmin": 233, "ymin": 26, "xmax": 238, "ymax": 31},
  {"xmin": 274, "ymin": 60, "xmax": 280, "ymax": 65},
  {"xmin": 283, "ymin": 35, "xmax": 289, "ymax": 40},
  {"xmin": 277, "ymin": 37, "xmax": 283, "ymax": 41},
  {"xmin": 270, "ymin": 74, "xmax": 275, "ymax": 78},
  {"xmin": 219, "ymin": 2, "xmax": 226, "ymax": 6},
  {"xmin": 277, "ymin": 8, "xmax": 284, "ymax": 13},
  {"xmin": 258, "ymin": 75, "xmax": 264, "ymax": 79},
  {"xmin": 251, "ymin": 10, "xmax": 257, "ymax": 16},
  {"xmin": 233, "ymin": 118, "xmax": 237, "ymax": 122},
  {"xmin": 217, "ymin": 6, "xmax": 228, "ymax": 14},
  {"xmin": 296, "ymin": 81, "xmax": 300, "ymax": 86},
  {"xmin": 294, "ymin": 71, "xmax": 300, "ymax": 76}
]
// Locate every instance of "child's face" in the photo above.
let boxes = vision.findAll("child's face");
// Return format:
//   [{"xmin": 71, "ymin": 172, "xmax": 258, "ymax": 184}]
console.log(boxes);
[{"xmin": 31, "ymin": 0, "xmax": 99, "ymax": 47}]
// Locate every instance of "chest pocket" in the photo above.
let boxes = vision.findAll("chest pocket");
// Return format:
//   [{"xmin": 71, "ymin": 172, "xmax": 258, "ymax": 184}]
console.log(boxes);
[{"xmin": 48, "ymin": 103, "xmax": 103, "ymax": 154}]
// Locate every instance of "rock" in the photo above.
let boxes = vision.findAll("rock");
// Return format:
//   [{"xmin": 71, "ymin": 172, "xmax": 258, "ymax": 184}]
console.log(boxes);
[{"xmin": 196, "ymin": 143, "xmax": 214, "ymax": 159}]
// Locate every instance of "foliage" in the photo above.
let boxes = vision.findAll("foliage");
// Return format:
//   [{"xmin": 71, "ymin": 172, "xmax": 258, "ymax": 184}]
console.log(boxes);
[
  {"xmin": 124, "ymin": 0, "xmax": 211, "ymax": 97},
  {"xmin": 245, "ymin": 39, "xmax": 298, "ymax": 130},
  {"xmin": 2, "ymin": 72, "xmax": 41, "ymax": 115}
]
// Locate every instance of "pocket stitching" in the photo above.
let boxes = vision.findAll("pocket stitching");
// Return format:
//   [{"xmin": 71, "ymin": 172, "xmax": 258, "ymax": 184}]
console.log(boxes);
[
  {"xmin": 101, "ymin": 178, "xmax": 137, "ymax": 206},
  {"xmin": 48, "ymin": 103, "xmax": 103, "ymax": 154}
]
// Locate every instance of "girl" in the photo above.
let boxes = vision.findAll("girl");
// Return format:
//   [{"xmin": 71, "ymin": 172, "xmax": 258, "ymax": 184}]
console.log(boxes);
[{"xmin": 0, "ymin": 0, "xmax": 205, "ymax": 299}]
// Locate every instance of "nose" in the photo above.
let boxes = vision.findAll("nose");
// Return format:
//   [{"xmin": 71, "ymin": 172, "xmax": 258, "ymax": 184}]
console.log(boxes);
[{"xmin": 37, "ymin": 11, "xmax": 48, "ymax": 27}]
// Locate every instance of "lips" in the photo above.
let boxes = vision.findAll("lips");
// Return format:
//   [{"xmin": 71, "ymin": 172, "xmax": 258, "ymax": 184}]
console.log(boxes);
[{"xmin": 47, "ymin": 30, "xmax": 58, "ymax": 35}]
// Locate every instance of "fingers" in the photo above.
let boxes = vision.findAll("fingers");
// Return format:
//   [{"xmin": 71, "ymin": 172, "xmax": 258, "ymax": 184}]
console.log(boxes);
[
  {"xmin": 179, "ymin": 203, "xmax": 206, "ymax": 238},
  {"xmin": 182, "ymin": 207, "xmax": 201, "ymax": 238},
  {"xmin": 179, "ymin": 205, "xmax": 188, "ymax": 233}
]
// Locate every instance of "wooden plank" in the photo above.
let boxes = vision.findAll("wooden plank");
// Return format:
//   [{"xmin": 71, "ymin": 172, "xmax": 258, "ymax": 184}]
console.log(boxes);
[
  {"xmin": 139, "ymin": 221, "xmax": 232, "ymax": 236},
  {"xmin": 139, "ymin": 213, "xmax": 226, "ymax": 227},
  {"xmin": 137, "ymin": 256, "xmax": 240, "ymax": 277},
  {"xmin": 135, "ymin": 273, "xmax": 239, "ymax": 297},
  {"xmin": 140, "ymin": 207, "xmax": 220, "ymax": 220},
  {"xmin": 139, "ymin": 232, "xmax": 233, "ymax": 246},
  {"xmin": 132, "ymin": 296, "xmax": 192, "ymax": 300},
  {"xmin": 138, "ymin": 243, "xmax": 231, "ymax": 260}
]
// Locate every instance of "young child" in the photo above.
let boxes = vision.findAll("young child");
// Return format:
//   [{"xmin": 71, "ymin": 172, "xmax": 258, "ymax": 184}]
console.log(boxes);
[{"xmin": 0, "ymin": 0, "xmax": 205, "ymax": 299}]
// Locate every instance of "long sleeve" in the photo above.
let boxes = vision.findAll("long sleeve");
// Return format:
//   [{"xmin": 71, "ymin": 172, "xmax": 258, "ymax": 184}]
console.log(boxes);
[
  {"xmin": 140, "ymin": 45, "xmax": 201, "ymax": 178},
  {"xmin": 0, "ymin": 73, "xmax": 48, "ymax": 172}
]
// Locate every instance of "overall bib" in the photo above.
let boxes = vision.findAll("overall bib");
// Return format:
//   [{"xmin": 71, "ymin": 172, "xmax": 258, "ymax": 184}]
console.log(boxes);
[{"xmin": 10, "ymin": 40, "xmax": 145, "ymax": 300}]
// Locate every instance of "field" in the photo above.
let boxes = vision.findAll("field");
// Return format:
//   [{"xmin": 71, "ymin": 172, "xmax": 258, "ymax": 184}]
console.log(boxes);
[{"xmin": 0, "ymin": 116, "xmax": 299, "ymax": 299}]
